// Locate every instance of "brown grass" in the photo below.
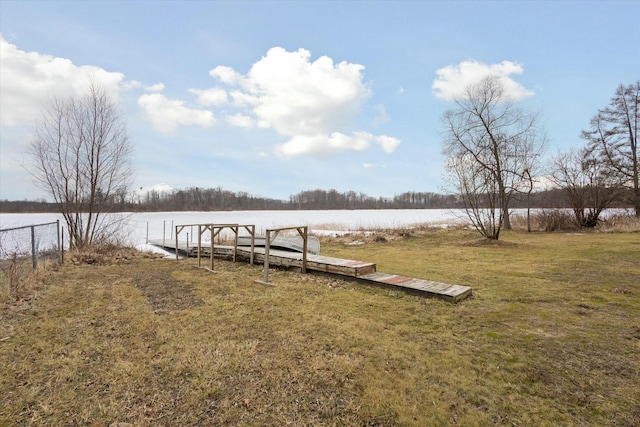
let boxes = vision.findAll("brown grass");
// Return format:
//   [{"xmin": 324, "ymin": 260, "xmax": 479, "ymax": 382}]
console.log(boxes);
[
  {"xmin": 1, "ymin": 229, "xmax": 639, "ymax": 426},
  {"xmin": 0, "ymin": 256, "xmax": 55, "ymax": 305}
]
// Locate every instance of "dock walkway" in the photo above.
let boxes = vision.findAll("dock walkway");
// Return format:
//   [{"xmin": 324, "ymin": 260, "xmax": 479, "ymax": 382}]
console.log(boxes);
[{"xmin": 148, "ymin": 239, "xmax": 471, "ymax": 303}]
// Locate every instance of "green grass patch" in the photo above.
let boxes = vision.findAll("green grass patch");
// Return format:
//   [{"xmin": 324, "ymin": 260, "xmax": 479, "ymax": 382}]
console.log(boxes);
[{"xmin": 1, "ymin": 230, "xmax": 639, "ymax": 425}]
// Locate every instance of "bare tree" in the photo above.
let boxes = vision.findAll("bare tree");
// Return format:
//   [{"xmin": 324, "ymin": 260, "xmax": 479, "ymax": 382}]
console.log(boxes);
[
  {"xmin": 446, "ymin": 153, "xmax": 503, "ymax": 239},
  {"xmin": 28, "ymin": 82, "xmax": 133, "ymax": 249},
  {"xmin": 550, "ymin": 148, "xmax": 622, "ymax": 227},
  {"xmin": 442, "ymin": 76, "xmax": 546, "ymax": 239},
  {"xmin": 582, "ymin": 81, "xmax": 639, "ymax": 216}
]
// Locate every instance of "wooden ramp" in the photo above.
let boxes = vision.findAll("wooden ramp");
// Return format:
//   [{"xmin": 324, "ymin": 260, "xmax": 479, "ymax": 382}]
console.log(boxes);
[
  {"xmin": 358, "ymin": 272, "xmax": 472, "ymax": 304},
  {"xmin": 148, "ymin": 240, "xmax": 471, "ymax": 303}
]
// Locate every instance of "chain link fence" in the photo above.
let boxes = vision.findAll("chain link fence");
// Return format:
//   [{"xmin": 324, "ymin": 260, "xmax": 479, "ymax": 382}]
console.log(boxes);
[{"xmin": 0, "ymin": 220, "xmax": 62, "ymax": 299}]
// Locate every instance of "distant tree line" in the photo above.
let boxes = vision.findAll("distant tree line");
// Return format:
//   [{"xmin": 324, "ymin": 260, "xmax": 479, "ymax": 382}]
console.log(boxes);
[{"xmin": 4, "ymin": 186, "xmax": 634, "ymax": 214}]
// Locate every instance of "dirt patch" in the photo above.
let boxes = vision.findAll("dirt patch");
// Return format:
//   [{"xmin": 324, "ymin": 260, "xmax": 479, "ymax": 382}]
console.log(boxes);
[{"xmin": 129, "ymin": 263, "xmax": 203, "ymax": 314}]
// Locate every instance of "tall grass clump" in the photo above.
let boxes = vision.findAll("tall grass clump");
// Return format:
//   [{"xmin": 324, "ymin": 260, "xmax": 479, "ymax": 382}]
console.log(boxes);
[
  {"xmin": 509, "ymin": 209, "xmax": 578, "ymax": 232},
  {"xmin": 0, "ymin": 254, "xmax": 51, "ymax": 303},
  {"xmin": 534, "ymin": 209, "xmax": 578, "ymax": 231},
  {"xmin": 597, "ymin": 212, "xmax": 640, "ymax": 232}
]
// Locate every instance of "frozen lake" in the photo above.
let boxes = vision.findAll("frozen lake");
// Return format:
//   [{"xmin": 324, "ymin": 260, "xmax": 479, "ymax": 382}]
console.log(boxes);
[
  {"xmin": 0, "ymin": 209, "xmax": 468, "ymax": 253},
  {"xmin": 4, "ymin": 208, "xmax": 629, "ymax": 256}
]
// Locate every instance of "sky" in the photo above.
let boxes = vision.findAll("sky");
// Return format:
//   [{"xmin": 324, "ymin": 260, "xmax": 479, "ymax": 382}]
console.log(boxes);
[{"xmin": 1, "ymin": 0, "xmax": 638, "ymax": 202}]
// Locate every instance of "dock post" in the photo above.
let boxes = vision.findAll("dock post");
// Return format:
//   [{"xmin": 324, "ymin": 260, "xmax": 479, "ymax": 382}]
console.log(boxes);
[
  {"xmin": 210, "ymin": 225, "xmax": 215, "ymax": 271},
  {"xmin": 263, "ymin": 229, "xmax": 271, "ymax": 284},
  {"xmin": 298, "ymin": 226, "xmax": 308, "ymax": 274},
  {"xmin": 254, "ymin": 228, "xmax": 272, "ymax": 285},
  {"xmin": 249, "ymin": 225, "xmax": 255, "ymax": 265},
  {"xmin": 232, "ymin": 226, "xmax": 238, "ymax": 262}
]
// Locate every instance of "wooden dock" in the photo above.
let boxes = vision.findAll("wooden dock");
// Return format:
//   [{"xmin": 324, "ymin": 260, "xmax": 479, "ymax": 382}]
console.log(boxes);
[
  {"xmin": 357, "ymin": 272, "xmax": 472, "ymax": 303},
  {"xmin": 148, "ymin": 239, "xmax": 471, "ymax": 303}
]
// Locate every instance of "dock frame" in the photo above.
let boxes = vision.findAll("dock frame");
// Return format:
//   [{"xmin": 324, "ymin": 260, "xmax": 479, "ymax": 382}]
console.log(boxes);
[{"xmin": 149, "ymin": 222, "xmax": 472, "ymax": 303}]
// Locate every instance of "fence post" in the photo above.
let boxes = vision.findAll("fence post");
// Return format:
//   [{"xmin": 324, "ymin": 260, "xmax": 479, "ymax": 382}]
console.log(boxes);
[
  {"xmin": 30, "ymin": 225, "xmax": 37, "ymax": 271},
  {"xmin": 56, "ymin": 219, "xmax": 62, "ymax": 264},
  {"xmin": 175, "ymin": 225, "xmax": 179, "ymax": 261},
  {"xmin": 197, "ymin": 225, "xmax": 202, "ymax": 267}
]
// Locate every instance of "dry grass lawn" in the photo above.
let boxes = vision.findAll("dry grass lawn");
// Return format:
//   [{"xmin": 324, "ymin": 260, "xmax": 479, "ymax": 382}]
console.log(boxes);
[{"xmin": 1, "ymin": 228, "xmax": 639, "ymax": 426}]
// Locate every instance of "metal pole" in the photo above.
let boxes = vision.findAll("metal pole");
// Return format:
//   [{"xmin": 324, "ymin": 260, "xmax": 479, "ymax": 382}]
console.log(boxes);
[
  {"xmin": 31, "ymin": 225, "xmax": 37, "ymax": 271},
  {"xmin": 170, "ymin": 220, "xmax": 174, "ymax": 239},
  {"xmin": 197, "ymin": 225, "xmax": 202, "ymax": 267},
  {"xmin": 146, "ymin": 222, "xmax": 149, "ymax": 244},
  {"xmin": 175, "ymin": 225, "xmax": 179, "ymax": 261},
  {"xmin": 56, "ymin": 219, "xmax": 62, "ymax": 264}
]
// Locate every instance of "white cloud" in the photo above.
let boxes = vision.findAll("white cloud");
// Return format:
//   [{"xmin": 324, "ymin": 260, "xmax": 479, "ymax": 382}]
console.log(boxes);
[
  {"xmin": 122, "ymin": 80, "xmax": 142, "ymax": 90},
  {"xmin": 146, "ymin": 82, "xmax": 165, "ymax": 92},
  {"xmin": 362, "ymin": 162, "xmax": 386, "ymax": 169},
  {"xmin": 0, "ymin": 34, "xmax": 125, "ymax": 126},
  {"xmin": 0, "ymin": 36, "xmax": 216, "ymax": 136},
  {"xmin": 432, "ymin": 60, "xmax": 534, "ymax": 101},
  {"xmin": 229, "ymin": 90, "xmax": 259, "ymax": 107},
  {"xmin": 137, "ymin": 93, "xmax": 216, "ymax": 133},
  {"xmin": 190, "ymin": 87, "xmax": 228, "ymax": 106},
  {"xmin": 375, "ymin": 135, "xmax": 401, "ymax": 153},
  {"xmin": 226, "ymin": 113, "xmax": 254, "ymax": 128},
  {"xmin": 248, "ymin": 47, "xmax": 370, "ymax": 137},
  {"xmin": 209, "ymin": 65, "xmax": 243, "ymax": 85},
  {"xmin": 136, "ymin": 183, "xmax": 173, "ymax": 196},
  {"xmin": 275, "ymin": 131, "xmax": 399, "ymax": 157},
  {"xmin": 122, "ymin": 81, "xmax": 165, "ymax": 92},
  {"xmin": 197, "ymin": 47, "xmax": 400, "ymax": 157},
  {"xmin": 275, "ymin": 132, "xmax": 368, "ymax": 157}
]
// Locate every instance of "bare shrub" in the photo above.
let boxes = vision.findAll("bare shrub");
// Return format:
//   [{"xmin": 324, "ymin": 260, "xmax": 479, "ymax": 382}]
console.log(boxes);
[
  {"xmin": 67, "ymin": 244, "xmax": 157, "ymax": 266},
  {"xmin": 0, "ymin": 254, "xmax": 53, "ymax": 303},
  {"xmin": 534, "ymin": 209, "xmax": 579, "ymax": 232},
  {"xmin": 598, "ymin": 212, "xmax": 640, "ymax": 233}
]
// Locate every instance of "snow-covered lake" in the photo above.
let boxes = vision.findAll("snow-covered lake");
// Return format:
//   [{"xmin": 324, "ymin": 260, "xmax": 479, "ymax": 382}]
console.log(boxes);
[
  {"xmin": 2, "ymin": 208, "xmax": 633, "ymax": 257},
  {"xmin": 0, "ymin": 209, "xmax": 468, "ymax": 254}
]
